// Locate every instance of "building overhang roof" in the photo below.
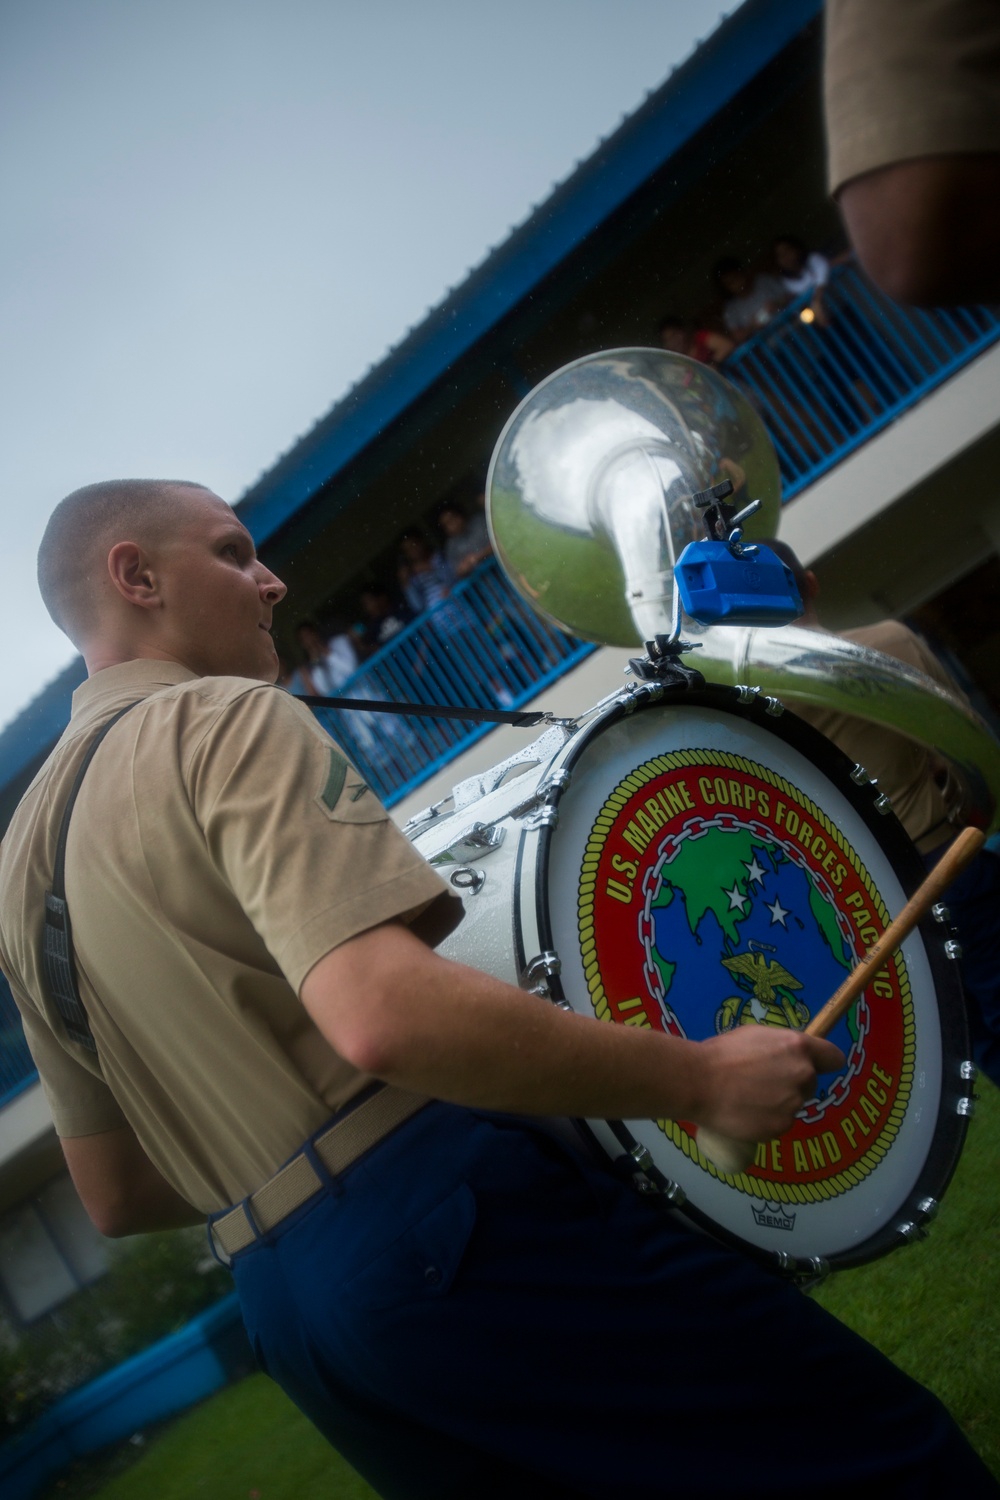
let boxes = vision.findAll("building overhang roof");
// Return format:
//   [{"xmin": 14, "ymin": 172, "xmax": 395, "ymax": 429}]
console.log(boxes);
[{"xmin": 235, "ymin": 0, "xmax": 821, "ymax": 549}]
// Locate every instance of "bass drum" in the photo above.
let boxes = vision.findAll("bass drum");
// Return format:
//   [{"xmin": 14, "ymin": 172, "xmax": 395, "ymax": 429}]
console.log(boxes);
[{"xmin": 409, "ymin": 681, "xmax": 974, "ymax": 1276}]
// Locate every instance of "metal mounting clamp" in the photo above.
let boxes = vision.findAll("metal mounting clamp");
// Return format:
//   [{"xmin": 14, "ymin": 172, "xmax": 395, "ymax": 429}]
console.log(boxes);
[{"xmin": 521, "ymin": 951, "xmax": 562, "ymax": 997}]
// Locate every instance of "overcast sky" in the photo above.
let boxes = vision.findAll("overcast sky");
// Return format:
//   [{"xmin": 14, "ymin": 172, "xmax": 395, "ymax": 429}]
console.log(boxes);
[{"xmin": 1, "ymin": 0, "xmax": 739, "ymax": 733}]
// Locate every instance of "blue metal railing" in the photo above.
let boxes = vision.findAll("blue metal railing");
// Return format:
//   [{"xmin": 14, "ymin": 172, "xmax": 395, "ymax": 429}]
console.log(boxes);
[
  {"xmin": 0, "ymin": 972, "xmax": 38, "ymax": 1109},
  {"xmin": 303, "ymin": 560, "xmax": 594, "ymax": 809},
  {"xmin": 726, "ymin": 263, "xmax": 1000, "ymax": 499}
]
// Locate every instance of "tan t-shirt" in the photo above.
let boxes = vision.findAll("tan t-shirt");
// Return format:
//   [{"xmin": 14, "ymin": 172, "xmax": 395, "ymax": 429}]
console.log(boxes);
[
  {"xmin": 825, "ymin": 0, "xmax": 1000, "ymax": 193},
  {"xmin": 0, "ymin": 660, "xmax": 461, "ymax": 1213},
  {"xmin": 793, "ymin": 620, "xmax": 969, "ymax": 853}
]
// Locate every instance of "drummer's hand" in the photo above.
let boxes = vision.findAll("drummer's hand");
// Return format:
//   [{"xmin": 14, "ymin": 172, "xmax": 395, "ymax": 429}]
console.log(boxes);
[{"xmin": 695, "ymin": 1027, "xmax": 845, "ymax": 1143}]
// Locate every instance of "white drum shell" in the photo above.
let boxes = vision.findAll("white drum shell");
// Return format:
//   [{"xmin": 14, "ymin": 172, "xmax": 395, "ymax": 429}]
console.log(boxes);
[{"xmin": 408, "ymin": 687, "xmax": 970, "ymax": 1273}]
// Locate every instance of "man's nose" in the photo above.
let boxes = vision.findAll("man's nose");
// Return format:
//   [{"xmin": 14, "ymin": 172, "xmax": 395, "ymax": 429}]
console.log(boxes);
[{"xmin": 258, "ymin": 566, "xmax": 287, "ymax": 603}]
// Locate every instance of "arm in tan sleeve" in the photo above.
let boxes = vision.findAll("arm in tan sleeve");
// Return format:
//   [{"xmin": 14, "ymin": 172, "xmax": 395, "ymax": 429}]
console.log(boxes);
[
  {"xmin": 7, "ymin": 980, "xmax": 200, "ymax": 1233},
  {"xmin": 61, "ymin": 1125, "xmax": 203, "ymax": 1238},
  {"xmin": 300, "ymin": 921, "xmax": 845, "ymax": 1147},
  {"xmin": 825, "ymin": 0, "xmax": 1000, "ymax": 304}
]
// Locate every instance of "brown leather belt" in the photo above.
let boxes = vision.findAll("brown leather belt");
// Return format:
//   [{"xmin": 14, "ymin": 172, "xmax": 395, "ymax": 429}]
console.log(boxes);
[{"xmin": 211, "ymin": 1087, "xmax": 429, "ymax": 1258}]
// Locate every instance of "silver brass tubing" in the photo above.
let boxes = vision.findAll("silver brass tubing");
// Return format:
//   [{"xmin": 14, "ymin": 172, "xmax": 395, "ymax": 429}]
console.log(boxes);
[{"xmin": 689, "ymin": 622, "xmax": 1000, "ymax": 833}]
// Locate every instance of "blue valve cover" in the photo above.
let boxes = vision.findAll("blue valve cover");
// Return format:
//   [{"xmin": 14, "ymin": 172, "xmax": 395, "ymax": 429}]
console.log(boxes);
[{"xmin": 675, "ymin": 541, "xmax": 803, "ymax": 626}]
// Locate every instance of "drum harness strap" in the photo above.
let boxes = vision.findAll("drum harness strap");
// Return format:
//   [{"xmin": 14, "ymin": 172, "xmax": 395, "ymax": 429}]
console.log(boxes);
[
  {"xmin": 299, "ymin": 693, "xmax": 553, "ymax": 728},
  {"xmin": 42, "ymin": 702, "xmax": 141, "ymax": 1052}
]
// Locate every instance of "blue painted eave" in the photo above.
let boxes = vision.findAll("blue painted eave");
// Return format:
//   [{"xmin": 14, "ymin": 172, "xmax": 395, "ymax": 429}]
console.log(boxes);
[
  {"xmin": 235, "ymin": 0, "xmax": 822, "ymax": 547},
  {"xmin": 0, "ymin": 657, "xmax": 85, "ymax": 780}
]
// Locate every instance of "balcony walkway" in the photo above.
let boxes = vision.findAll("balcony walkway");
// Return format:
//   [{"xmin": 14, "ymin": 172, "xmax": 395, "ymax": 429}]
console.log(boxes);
[
  {"xmin": 1, "ymin": 267, "xmax": 998, "ymax": 1112},
  {"xmin": 304, "ymin": 264, "xmax": 1000, "ymax": 812},
  {"xmin": 726, "ymin": 263, "xmax": 1000, "ymax": 499}
]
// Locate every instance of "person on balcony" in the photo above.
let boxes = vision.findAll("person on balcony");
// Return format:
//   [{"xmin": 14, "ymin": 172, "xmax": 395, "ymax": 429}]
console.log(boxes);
[
  {"xmin": 768, "ymin": 236, "xmax": 878, "ymax": 429},
  {"xmin": 398, "ymin": 528, "xmax": 514, "ymax": 709},
  {"xmin": 656, "ymin": 313, "xmax": 734, "ymax": 366},
  {"xmin": 772, "ymin": 236, "xmax": 833, "ymax": 300},
  {"xmin": 295, "ymin": 618, "xmax": 359, "ymax": 696},
  {"xmin": 398, "ymin": 529, "xmax": 464, "ymax": 616},
  {"xmin": 359, "ymin": 585, "xmax": 413, "ymax": 653},
  {"xmin": 3, "ymin": 478, "xmax": 995, "ymax": 1499},
  {"xmin": 766, "ymin": 538, "xmax": 1000, "ymax": 1089},
  {"xmin": 437, "ymin": 500, "xmax": 493, "ymax": 581},
  {"xmin": 714, "ymin": 257, "xmax": 789, "ymax": 342}
]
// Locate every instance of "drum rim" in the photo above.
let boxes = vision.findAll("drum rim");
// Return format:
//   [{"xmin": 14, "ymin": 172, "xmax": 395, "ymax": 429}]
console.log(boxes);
[{"xmin": 526, "ymin": 680, "xmax": 973, "ymax": 1277}]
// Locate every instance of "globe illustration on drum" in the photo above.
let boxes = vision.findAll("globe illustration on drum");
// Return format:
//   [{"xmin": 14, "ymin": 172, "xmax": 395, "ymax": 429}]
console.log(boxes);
[{"xmin": 644, "ymin": 826, "xmax": 859, "ymax": 1092}]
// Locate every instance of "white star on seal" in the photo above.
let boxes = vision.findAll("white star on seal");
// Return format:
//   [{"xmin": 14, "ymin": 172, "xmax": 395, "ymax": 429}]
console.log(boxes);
[
  {"xmin": 725, "ymin": 883, "xmax": 748, "ymax": 913},
  {"xmin": 744, "ymin": 856, "xmax": 767, "ymax": 885},
  {"xmin": 766, "ymin": 896, "xmax": 790, "ymax": 927}
]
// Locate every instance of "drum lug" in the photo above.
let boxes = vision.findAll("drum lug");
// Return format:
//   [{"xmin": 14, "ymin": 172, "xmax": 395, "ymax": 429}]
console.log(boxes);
[
  {"xmin": 620, "ymin": 1144, "xmax": 683, "ymax": 1201},
  {"xmin": 522, "ymin": 950, "xmax": 562, "ymax": 997},
  {"xmin": 957, "ymin": 1096, "xmax": 977, "ymax": 1117},
  {"xmin": 849, "ymin": 763, "xmax": 872, "ymax": 786},
  {"xmin": 801, "ymin": 1257, "xmax": 830, "ymax": 1289},
  {"xmin": 734, "ymin": 684, "xmax": 783, "ymax": 718},
  {"xmin": 432, "ymin": 821, "xmax": 506, "ymax": 865},
  {"xmin": 616, "ymin": 681, "xmax": 662, "ymax": 714},
  {"xmin": 629, "ymin": 1142, "xmax": 654, "ymax": 1173},
  {"xmin": 776, "ymin": 1252, "xmax": 830, "ymax": 1289},
  {"xmin": 960, "ymin": 1059, "xmax": 978, "ymax": 1082},
  {"xmin": 523, "ymin": 805, "xmax": 560, "ymax": 831},
  {"xmin": 449, "ymin": 866, "xmax": 486, "ymax": 895},
  {"xmin": 896, "ymin": 1220, "xmax": 928, "ymax": 1245},
  {"xmin": 537, "ymin": 767, "xmax": 571, "ymax": 799},
  {"xmin": 916, "ymin": 1196, "xmax": 939, "ymax": 1222},
  {"xmin": 873, "ymin": 793, "xmax": 893, "ymax": 815},
  {"xmin": 627, "ymin": 1150, "xmax": 657, "ymax": 1195},
  {"xmin": 931, "ymin": 902, "xmax": 951, "ymax": 923},
  {"xmin": 944, "ymin": 938, "xmax": 963, "ymax": 960},
  {"xmin": 512, "ymin": 768, "xmax": 571, "ymax": 829}
]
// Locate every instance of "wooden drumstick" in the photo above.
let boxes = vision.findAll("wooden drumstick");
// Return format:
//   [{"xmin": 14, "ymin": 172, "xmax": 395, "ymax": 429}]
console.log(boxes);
[{"xmin": 696, "ymin": 825, "xmax": 987, "ymax": 1178}]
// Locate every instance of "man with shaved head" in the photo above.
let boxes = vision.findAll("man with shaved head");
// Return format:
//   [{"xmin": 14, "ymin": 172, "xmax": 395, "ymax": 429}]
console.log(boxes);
[{"xmin": 1, "ymin": 481, "xmax": 995, "ymax": 1499}]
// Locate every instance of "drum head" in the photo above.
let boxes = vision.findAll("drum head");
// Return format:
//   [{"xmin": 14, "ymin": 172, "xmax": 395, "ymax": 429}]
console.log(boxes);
[{"xmin": 539, "ymin": 686, "xmax": 971, "ymax": 1273}]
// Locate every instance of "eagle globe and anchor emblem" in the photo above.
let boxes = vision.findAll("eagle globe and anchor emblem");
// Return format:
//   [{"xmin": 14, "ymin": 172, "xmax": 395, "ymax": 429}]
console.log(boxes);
[{"xmin": 718, "ymin": 941, "xmax": 808, "ymax": 1032}]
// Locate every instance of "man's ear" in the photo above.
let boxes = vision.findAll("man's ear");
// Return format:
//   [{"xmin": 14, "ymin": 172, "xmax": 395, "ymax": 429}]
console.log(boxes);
[{"xmin": 107, "ymin": 541, "xmax": 161, "ymax": 610}]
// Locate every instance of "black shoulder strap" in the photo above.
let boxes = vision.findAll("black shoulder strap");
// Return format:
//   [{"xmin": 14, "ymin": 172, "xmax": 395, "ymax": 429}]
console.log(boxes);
[
  {"xmin": 298, "ymin": 693, "xmax": 551, "ymax": 728},
  {"xmin": 42, "ymin": 703, "xmax": 140, "ymax": 1051}
]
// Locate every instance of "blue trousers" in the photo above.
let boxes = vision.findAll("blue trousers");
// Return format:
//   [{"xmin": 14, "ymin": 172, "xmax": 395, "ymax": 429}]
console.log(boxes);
[{"xmin": 224, "ymin": 1104, "xmax": 997, "ymax": 1499}]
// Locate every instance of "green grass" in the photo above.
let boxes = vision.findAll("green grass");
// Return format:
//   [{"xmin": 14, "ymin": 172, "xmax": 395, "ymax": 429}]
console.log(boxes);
[
  {"xmin": 812, "ymin": 1075, "xmax": 1000, "ymax": 1474},
  {"xmin": 43, "ymin": 1375, "xmax": 377, "ymax": 1500},
  {"xmin": 53, "ymin": 1081, "xmax": 999, "ymax": 1498}
]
